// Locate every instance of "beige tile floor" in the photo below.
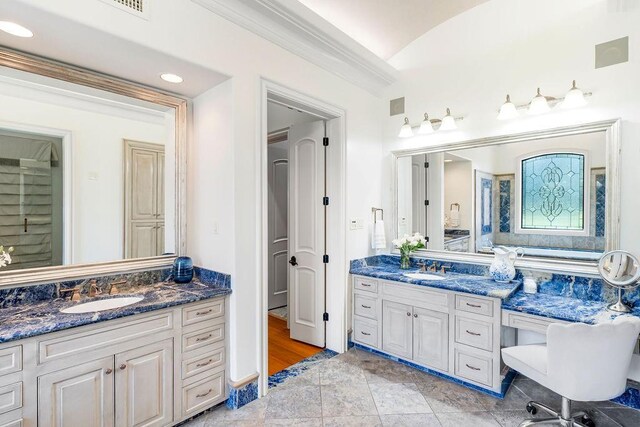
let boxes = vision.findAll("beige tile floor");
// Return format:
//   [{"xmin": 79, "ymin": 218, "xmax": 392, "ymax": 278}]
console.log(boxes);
[{"xmin": 183, "ymin": 348, "xmax": 640, "ymax": 426}]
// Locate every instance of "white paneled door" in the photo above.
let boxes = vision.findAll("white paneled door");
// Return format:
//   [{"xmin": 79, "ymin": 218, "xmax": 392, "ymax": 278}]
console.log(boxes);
[
  {"xmin": 267, "ymin": 142, "xmax": 289, "ymax": 310},
  {"xmin": 288, "ymin": 121, "xmax": 326, "ymax": 347}
]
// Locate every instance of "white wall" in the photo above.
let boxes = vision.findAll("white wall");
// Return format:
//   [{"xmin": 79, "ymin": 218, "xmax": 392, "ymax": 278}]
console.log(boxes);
[
  {"xmin": 382, "ymin": 0, "xmax": 640, "ymax": 256},
  {"xmin": 18, "ymin": 0, "xmax": 385, "ymax": 385},
  {"xmin": 267, "ymin": 102, "xmax": 318, "ymax": 133},
  {"xmin": 444, "ymin": 160, "xmax": 473, "ymax": 231},
  {"xmin": 0, "ymin": 87, "xmax": 171, "ymax": 265}
]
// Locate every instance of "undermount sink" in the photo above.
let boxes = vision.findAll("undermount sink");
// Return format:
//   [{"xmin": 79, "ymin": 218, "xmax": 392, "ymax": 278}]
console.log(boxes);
[
  {"xmin": 403, "ymin": 273, "xmax": 444, "ymax": 281},
  {"xmin": 61, "ymin": 297, "xmax": 144, "ymax": 314}
]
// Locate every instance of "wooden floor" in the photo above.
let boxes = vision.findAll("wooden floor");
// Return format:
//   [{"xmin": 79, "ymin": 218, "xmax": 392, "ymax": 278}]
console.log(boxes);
[{"xmin": 268, "ymin": 315, "xmax": 322, "ymax": 376}]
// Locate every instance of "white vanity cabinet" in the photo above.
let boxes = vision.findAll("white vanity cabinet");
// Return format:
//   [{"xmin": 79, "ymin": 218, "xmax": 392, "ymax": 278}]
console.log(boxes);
[
  {"xmin": 0, "ymin": 296, "xmax": 228, "ymax": 427},
  {"xmin": 352, "ymin": 275, "xmax": 502, "ymax": 393}
]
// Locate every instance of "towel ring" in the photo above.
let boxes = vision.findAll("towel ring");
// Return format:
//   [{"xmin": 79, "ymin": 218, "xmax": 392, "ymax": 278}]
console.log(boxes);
[{"xmin": 372, "ymin": 208, "xmax": 383, "ymax": 223}]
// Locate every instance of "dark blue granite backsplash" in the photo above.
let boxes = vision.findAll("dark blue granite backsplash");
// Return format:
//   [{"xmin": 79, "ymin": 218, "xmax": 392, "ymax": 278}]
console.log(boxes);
[
  {"xmin": 351, "ymin": 255, "xmax": 640, "ymax": 306},
  {"xmin": 0, "ymin": 265, "xmax": 230, "ymax": 309}
]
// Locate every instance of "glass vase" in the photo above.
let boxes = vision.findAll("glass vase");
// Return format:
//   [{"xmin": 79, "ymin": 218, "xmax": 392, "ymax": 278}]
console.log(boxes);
[
  {"xmin": 400, "ymin": 250, "xmax": 411, "ymax": 269},
  {"xmin": 173, "ymin": 256, "xmax": 193, "ymax": 283}
]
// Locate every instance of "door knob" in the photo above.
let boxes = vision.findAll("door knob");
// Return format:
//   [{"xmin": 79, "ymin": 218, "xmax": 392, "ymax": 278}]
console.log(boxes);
[{"xmin": 289, "ymin": 256, "xmax": 298, "ymax": 266}]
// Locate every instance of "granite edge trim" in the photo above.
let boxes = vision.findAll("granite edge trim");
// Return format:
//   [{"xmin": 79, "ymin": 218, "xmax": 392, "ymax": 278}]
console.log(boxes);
[{"xmin": 226, "ymin": 379, "xmax": 259, "ymax": 410}]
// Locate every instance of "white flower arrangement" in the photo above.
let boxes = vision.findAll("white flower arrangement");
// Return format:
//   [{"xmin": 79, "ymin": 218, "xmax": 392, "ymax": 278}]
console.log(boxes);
[
  {"xmin": 0, "ymin": 245, "xmax": 14, "ymax": 269},
  {"xmin": 392, "ymin": 233, "xmax": 427, "ymax": 252}
]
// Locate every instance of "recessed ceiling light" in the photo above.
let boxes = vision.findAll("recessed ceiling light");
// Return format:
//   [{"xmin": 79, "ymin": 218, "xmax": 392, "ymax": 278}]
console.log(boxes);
[
  {"xmin": 0, "ymin": 21, "xmax": 34, "ymax": 38},
  {"xmin": 160, "ymin": 73, "xmax": 183, "ymax": 84}
]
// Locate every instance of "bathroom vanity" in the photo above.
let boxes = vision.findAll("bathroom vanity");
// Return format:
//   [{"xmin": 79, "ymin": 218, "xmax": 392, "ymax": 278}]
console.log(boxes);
[{"xmin": 0, "ymin": 274, "xmax": 230, "ymax": 427}]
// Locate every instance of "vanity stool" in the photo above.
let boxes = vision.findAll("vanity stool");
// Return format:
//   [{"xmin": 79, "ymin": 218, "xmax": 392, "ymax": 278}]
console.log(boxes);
[{"xmin": 502, "ymin": 317, "xmax": 640, "ymax": 427}]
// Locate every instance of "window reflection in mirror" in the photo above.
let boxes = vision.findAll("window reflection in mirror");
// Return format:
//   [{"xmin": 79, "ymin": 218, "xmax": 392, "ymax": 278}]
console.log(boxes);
[
  {"xmin": 0, "ymin": 67, "xmax": 176, "ymax": 271},
  {"xmin": 396, "ymin": 131, "xmax": 606, "ymax": 261}
]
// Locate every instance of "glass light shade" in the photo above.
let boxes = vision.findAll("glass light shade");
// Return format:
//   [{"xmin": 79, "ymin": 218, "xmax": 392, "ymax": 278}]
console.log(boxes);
[
  {"xmin": 398, "ymin": 117, "xmax": 414, "ymax": 138},
  {"xmin": 528, "ymin": 88, "xmax": 550, "ymax": 114},
  {"xmin": 418, "ymin": 113, "xmax": 434, "ymax": 134},
  {"xmin": 497, "ymin": 95, "xmax": 518, "ymax": 120},
  {"xmin": 561, "ymin": 80, "xmax": 586, "ymax": 109},
  {"xmin": 439, "ymin": 108, "xmax": 457, "ymax": 131},
  {"xmin": 160, "ymin": 73, "xmax": 184, "ymax": 83},
  {"xmin": 0, "ymin": 21, "xmax": 33, "ymax": 38}
]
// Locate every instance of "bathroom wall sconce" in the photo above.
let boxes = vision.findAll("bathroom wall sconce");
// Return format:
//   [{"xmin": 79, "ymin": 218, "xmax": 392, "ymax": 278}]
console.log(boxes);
[
  {"xmin": 497, "ymin": 80, "xmax": 592, "ymax": 120},
  {"xmin": 398, "ymin": 108, "xmax": 464, "ymax": 137}
]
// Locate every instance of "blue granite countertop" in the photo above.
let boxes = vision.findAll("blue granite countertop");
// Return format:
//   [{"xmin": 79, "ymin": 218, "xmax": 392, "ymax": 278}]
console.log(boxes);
[
  {"xmin": 0, "ymin": 280, "xmax": 231, "ymax": 344},
  {"xmin": 350, "ymin": 256, "xmax": 520, "ymax": 300}
]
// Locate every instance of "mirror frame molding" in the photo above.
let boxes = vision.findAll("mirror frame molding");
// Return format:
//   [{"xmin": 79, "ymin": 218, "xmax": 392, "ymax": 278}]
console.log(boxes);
[
  {"xmin": 0, "ymin": 47, "xmax": 187, "ymax": 287},
  {"xmin": 392, "ymin": 119, "xmax": 621, "ymax": 277}
]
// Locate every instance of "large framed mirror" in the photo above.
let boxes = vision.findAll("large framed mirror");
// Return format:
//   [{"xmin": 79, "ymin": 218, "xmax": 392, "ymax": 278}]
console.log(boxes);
[
  {"xmin": 393, "ymin": 120, "xmax": 620, "ymax": 273},
  {"xmin": 0, "ymin": 48, "xmax": 186, "ymax": 287}
]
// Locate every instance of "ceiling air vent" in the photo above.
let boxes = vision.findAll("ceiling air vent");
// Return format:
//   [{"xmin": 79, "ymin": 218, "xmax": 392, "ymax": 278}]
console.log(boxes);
[{"xmin": 100, "ymin": 0, "xmax": 149, "ymax": 19}]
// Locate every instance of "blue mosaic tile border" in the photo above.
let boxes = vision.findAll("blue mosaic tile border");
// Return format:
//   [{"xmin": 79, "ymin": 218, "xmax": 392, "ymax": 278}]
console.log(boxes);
[
  {"xmin": 595, "ymin": 174, "xmax": 606, "ymax": 238},
  {"xmin": 269, "ymin": 349, "xmax": 338, "ymax": 388},
  {"xmin": 612, "ymin": 386, "xmax": 640, "ymax": 410},
  {"xmin": 481, "ymin": 178, "xmax": 493, "ymax": 235},
  {"xmin": 352, "ymin": 342, "xmax": 512, "ymax": 398},
  {"xmin": 499, "ymin": 180, "xmax": 511, "ymax": 233},
  {"xmin": 227, "ymin": 379, "xmax": 258, "ymax": 410}
]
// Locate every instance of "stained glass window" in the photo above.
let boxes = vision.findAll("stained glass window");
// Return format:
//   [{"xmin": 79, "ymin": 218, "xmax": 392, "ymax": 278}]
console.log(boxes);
[{"xmin": 521, "ymin": 153, "xmax": 585, "ymax": 230}]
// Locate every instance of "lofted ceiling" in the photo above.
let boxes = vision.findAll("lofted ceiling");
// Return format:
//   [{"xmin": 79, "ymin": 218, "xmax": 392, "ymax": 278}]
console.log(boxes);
[{"xmin": 297, "ymin": 0, "xmax": 489, "ymax": 60}]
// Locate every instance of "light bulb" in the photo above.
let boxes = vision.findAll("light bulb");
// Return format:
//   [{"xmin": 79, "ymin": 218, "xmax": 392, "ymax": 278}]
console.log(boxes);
[
  {"xmin": 439, "ymin": 108, "xmax": 457, "ymax": 131},
  {"xmin": 418, "ymin": 113, "xmax": 434, "ymax": 134},
  {"xmin": 561, "ymin": 80, "xmax": 586, "ymax": 109},
  {"xmin": 0, "ymin": 21, "xmax": 33, "ymax": 38},
  {"xmin": 398, "ymin": 117, "xmax": 413, "ymax": 138},
  {"xmin": 497, "ymin": 94, "xmax": 518, "ymax": 120},
  {"xmin": 160, "ymin": 73, "xmax": 184, "ymax": 83},
  {"xmin": 528, "ymin": 88, "xmax": 550, "ymax": 114}
]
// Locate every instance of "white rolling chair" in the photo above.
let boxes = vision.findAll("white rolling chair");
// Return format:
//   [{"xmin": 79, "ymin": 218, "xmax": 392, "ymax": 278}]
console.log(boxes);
[{"xmin": 502, "ymin": 317, "xmax": 640, "ymax": 427}]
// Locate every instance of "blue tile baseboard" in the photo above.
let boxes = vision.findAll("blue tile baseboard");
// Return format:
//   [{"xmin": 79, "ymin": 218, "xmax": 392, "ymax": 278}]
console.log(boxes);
[
  {"xmin": 351, "ymin": 341, "xmax": 513, "ymax": 399},
  {"xmin": 612, "ymin": 386, "xmax": 640, "ymax": 410},
  {"xmin": 269, "ymin": 349, "xmax": 338, "ymax": 389},
  {"xmin": 227, "ymin": 379, "xmax": 259, "ymax": 410}
]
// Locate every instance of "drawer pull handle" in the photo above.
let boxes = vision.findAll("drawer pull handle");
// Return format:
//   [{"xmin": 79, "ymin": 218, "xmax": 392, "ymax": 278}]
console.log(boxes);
[
  {"xmin": 465, "ymin": 330, "xmax": 481, "ymax": 336},
  {"xmin": 196, "ymin": 389, "xmax": 213, "ymax": 398},
  {"xmin": 361, "ymin": 331, "xmax": 371, "ymax": 336},
  {"xmin": 465, "ymin": 363, "xmax": 481, "ymax": 371},
  {"xmin": 361, "ymin": 283, "xmax": 371, "ymax": 287},
  {"xmin": 361, "ymin": 304, "xmax": 371, "ymax": 309},
  {"xmin": 196, "ymin": 334, "xmax": 212, "ymax": 342},
  {"xmin": 196, "ymin": 309, "xmax": 213, "ymax": 316},
  {"xmin": 196, "ymin": 359, "xmax": 213, "ymax": 368},
  {"xmin": 465, "ymin": 302, "xmax": 482, "ymax": 308}
]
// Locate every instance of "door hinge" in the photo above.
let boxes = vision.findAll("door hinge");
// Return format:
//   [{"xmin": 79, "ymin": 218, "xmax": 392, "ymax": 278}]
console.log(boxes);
[
  {"xmin": 425, "ymin": 236, "xmax": 430, "ymax": 243},
  {"xmin": 424, "ymin": 161, "xmax": 429, "ymax": 168},
  {"xmin": 323, "ymin": 137, "xmax": 329, "ymax": 147},
  {"xmin": 323, "ymin": 312, "xmax": 329, "ymax": 321},
  {"xmin": 424, "ymin": 200, "xmax": 430, "ymax": 206},
  {"xmin": 323, "ymin": 254, "xmax": 329, "ymax": 264},
  {"xmin": 323, "ymin": 196, "xmax": 329, "ymax": 206}
]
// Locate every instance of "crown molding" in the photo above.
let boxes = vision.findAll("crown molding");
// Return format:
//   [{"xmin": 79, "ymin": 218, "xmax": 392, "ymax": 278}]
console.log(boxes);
[{"xmin": 191, "ymin": 0, "xmax": 397, "ymax": 95}]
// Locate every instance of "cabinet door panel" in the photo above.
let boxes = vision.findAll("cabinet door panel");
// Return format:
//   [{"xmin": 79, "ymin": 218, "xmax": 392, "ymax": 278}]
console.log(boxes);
[
  {"xmin": 382, "ymin": 300, "xmax": 412, "ymax": 359},
  {"xmin": 38, "ymin": 356, "xmax": 114, "ymax": 427},
  {"xmin": 130, "ymin": 222, "xmax": 158, "ymax": 259},
  {"xmin": 413, "ymin": 307, "xmax": 449, "ymax": 371},
  {"xmin": 131, "ymin": 149, "xmax": 157, "ymax": 221},
  {"xmin": 115, "ymin": 339, "xmax": 173, "ymax": 427}
]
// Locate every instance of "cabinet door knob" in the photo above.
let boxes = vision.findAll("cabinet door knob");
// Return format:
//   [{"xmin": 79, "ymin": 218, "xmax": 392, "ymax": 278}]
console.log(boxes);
[
  {"xmin": 406, "ymin": 312, "xmax": 411, "ymax": 316},
  {"xmin": 120, "ymin": 364, "xmax": 127, "ymax": 370},
  {"xmin": 105, "ymin": 368, "xmax": 113, "ymax": 375},
  {"xmin": 413, "ymin": 313, "xmax": 418, "ymax": 318}
]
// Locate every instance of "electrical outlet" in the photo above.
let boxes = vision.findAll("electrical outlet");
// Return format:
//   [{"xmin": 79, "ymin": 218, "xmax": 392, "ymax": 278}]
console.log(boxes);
[{"xmin": 349, "ymin": 218, "xmax": 358, "ymax": 230}]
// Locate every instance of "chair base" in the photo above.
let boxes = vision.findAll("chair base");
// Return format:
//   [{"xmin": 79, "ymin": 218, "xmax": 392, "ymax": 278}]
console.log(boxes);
[{"xmin": 518, "ymin": 397, "xmax": 595, "ymax": 427}]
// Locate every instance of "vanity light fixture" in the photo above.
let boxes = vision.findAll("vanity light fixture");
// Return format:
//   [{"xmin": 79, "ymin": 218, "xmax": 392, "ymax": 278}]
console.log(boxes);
[
  {"xmin": 398, "ymin": 117, "xmax": 414, "ymax": 138},
  {"xmin": 497, "ymin": 95, "xmax": 518, "ymax": 120},
  {"xmin": 160, "ymin": 73, "xmax": 184, "ymax": 84},
  {"xmin": 561, "ymin": 80, "xmax": 587, "ymax": 109},
  {"xmin": 0, "ymin": 21, "xmax": 33, "ymax": 38},
  {"xmin": 418, "ymin": 113, "xmax": 434, "ymax": 134},
  {"xmin": 439, "ymin": 108, "xmax": 457, "ymax": 131},
  {"xmin": 528, "ymin": 88, "xmax": 551, "ymax": 114}
]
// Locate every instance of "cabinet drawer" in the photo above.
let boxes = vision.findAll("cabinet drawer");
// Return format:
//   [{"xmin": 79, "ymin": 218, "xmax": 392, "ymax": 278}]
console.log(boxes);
[
  {"xmin": 455, "ymin": 295, "xmax": 494, "ymax": 317},
  {"xmin": 502, "ymin": 311, "xmax": 566, "ymax": 334},
  {"xmin": 182, "ymin": 322, "xmax": 225, "ymax": 353},
  {"xmin": 38, "ymin": 312, "xmax": 172, "ymax": 364},
  {"xmin": 0, "ymin": 383, "xmax": 21, "ymax": 416},
  {"xmin": 353, "ymin": 317, "xmax": 378, "ymax": 348},
  {"xmin": 182, "ymin": 371, "xmax": 225, "ymax": 416},
  {"xmin": 182, "ymin": 299, "xmax": 225, "ymax": 327},
  {"xmin": 354, "ymin": 294, "xmax": 377, "ymax": 320},
  {"xmin": 354, "ymin": 277, "xmax": 378, "ymax": 294},
  {"xmin": 182, "ymin": 343, "xmax": 225, "ymax": 379},
  {"xmin": 0, "ymin": 347, "xmax": 21, "ymax": 378},
  {"xmin": 455, "ymin": 316, "xmax": 493, "ymax": 351},
  {"xmin": 454, "ymin": 348, "xmax": 493, "ymax": 387},
  {"xmin": 382, "ymin": 282, "xmax": 448, "ymax": 308}
]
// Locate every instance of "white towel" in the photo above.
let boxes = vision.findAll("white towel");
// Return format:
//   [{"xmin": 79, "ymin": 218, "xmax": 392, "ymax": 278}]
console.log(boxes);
[
  {"xmin": 372, "ymin": 220, "xmax": 387, "ymax": 249},
  {"xmin": 450, "ymin": 206, "xmax": 460, "ymax": 227}
]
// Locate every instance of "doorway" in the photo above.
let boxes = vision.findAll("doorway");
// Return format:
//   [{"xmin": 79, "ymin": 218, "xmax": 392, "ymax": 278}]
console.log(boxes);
[{"xmin": 260, "ymin": 81, "xmax": 347, "ymax": 393}]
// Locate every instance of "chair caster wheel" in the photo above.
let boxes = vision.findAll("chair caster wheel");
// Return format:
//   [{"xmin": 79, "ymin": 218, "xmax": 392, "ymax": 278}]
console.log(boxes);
[
  {"xmin": 526, "ymin": 402, "xmax": 537, "ymax": 415},
  {"xmin": 580, "ymin": 415, "xmax": 595, "ymax": 427}
]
